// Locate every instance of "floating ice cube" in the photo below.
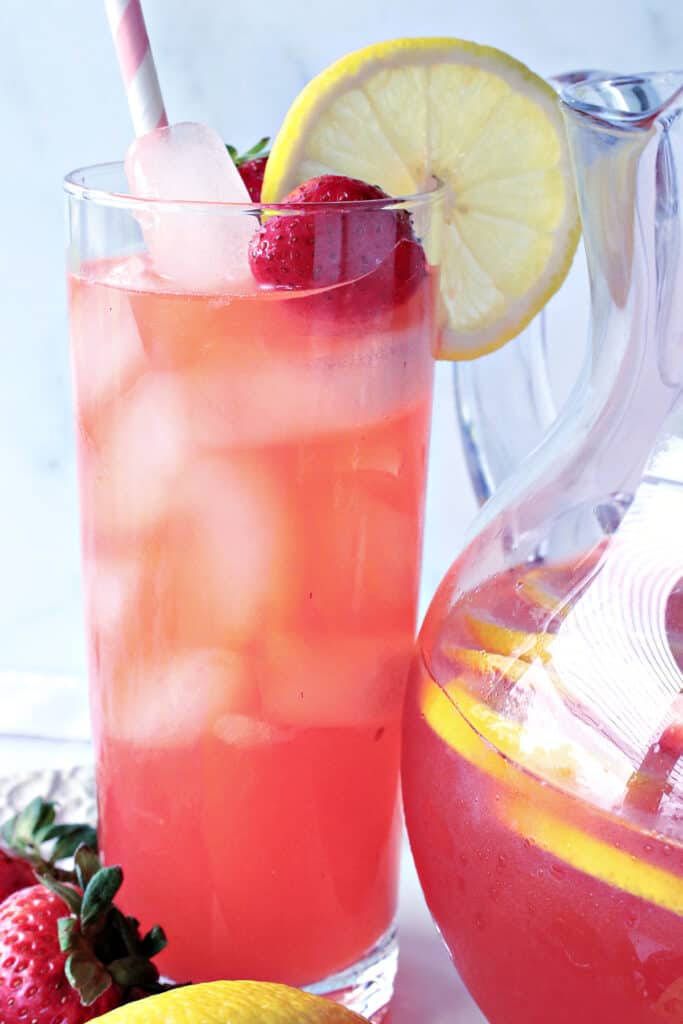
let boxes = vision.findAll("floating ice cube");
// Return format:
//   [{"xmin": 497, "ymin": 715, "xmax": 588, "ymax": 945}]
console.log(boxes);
[
  {"xmin": 93, "ymin": 372, "xmax": 190, "ymax": 536},
  {"xmin": 301, "ymin": 468, "xmax": 421, "ymax": 630},
  {"xmin": 213, "ymin": 713, "xmax": 290, "ymax": 746},
  {"xmin": 262, "ymin": 632, "xmax": 411, "ymax": 727},
  {"xmin": 114, "ymin": 647, "xmax": 255, "ymax": 745},
  {"xmin": 185, "ymin": 323, "xmax": 430, "ymax": 451},
  {"xmin": 125, "ymin": 122, "xmax": 256, "ymax": 292},
  {"xmin": 85, "ymin": 555, "xmax": 139, "ymax": 647},
  {"xmin": 174, "ymin": 456, "xmax": 293, "ymax": 639}
]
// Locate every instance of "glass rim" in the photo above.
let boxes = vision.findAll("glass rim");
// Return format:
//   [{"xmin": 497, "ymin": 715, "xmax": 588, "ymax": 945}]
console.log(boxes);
[
  {"xmin": 63, "ymin": 160, "xmax": 447, "ymax": 213},
  {"xmin": 561, "ymin": 70, "xmax": 683, "ymax": 129}
]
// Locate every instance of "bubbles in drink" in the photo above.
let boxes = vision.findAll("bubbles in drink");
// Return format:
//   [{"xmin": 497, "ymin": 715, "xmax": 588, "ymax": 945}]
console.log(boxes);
[{"xmin": 125, "ymin": 122, "xmax": 256, "ymax": 291}]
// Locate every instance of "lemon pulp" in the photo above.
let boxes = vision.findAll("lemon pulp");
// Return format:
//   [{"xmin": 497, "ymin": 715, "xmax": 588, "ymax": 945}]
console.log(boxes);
[{"xmin": 263, "ymin": 37, "xmax": 580, "ymax": 358}]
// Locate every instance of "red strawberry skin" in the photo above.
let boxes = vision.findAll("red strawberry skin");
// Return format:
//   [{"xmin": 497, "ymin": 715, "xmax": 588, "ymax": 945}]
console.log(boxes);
[
  {"xmin": 248, "ymin": 174, "xmax": 426, "ymax": 314},
  {"xmin": 0, "ymin": 886, "xmax": 120, "ymax": 1024},
  {"xmin": 238, "ymin": 156, "xmax": 268, "ymax": 202},
  {"xmin": 0, "ymin": 849, "xmax": 35, "ymax": 904}
]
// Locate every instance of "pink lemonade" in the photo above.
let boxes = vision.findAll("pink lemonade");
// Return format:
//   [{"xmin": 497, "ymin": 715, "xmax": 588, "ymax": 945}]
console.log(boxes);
[
  {"xmin": 69, "ymin": 252, "xmax": 437, "ymax": 985},
  {"xmin": 403, "ymin": 559, "xmax": 683, "ymax": 1024}
]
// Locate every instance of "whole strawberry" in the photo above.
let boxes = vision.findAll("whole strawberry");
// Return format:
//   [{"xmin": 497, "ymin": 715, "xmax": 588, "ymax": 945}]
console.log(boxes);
[
  {"xmin": 0, "ymin": 800, "xmax": 170, "ymax": 1024},
  {"xmin": 0, "ymin": 847, "xmax": 35, "ymax": 903},
  {"xmin": 0, "ymin": 885, "xmax": 120, "ymax": 1023},
  {"xmin": 247, "ymin": 174, "xmax": 426, "ymax": 315},
  {"xmin": 227, "ymin": 137, "xmax": 270, "ymax": 201}
]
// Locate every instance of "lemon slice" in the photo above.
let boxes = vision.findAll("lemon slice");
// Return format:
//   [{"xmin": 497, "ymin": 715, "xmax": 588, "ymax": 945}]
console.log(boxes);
[
  {"xmin": 419, "ymin": 674, "xmax": 524, "ymax": 777},
  {"xmin": 501, "ymin": 796, "xmax": 683, "ymax": 916},
  {"xmin": 420, "ymin": 671, "xmax": 683, "ymax": 916},
  {"xmin": 420, "ymin": 670, "xmax": 581, "ymax": 796},
  {"xmin": 464, "ymin": 615, "xmax": 554, "ymax": 663},
  {"xmin": 262, "ymin": 37, "xmax": 580, "ymax": 358}
]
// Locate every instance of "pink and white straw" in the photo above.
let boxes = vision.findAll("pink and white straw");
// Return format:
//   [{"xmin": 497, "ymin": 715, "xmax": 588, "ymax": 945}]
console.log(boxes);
[{"xmin": 104, "ymin": 0, "xmax": 168, "ymax": 136}]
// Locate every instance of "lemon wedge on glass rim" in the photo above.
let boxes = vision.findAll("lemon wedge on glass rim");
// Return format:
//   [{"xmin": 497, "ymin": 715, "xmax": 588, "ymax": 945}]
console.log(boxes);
[{"xmin": 262, "ymin": 37, "xmax": 580, "ymax": 359}]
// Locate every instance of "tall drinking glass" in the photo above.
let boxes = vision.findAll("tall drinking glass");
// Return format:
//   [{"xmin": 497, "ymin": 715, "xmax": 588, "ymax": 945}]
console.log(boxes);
[{"xmin": 64, "ymin": 163, "xmax": 443, "ymax": 1018}]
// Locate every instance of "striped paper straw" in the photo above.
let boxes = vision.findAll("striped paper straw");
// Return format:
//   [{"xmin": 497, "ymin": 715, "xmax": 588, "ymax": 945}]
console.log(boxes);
[{"xmin": 104, "ymin": 0, "xmax": 168, "ymax": 137}]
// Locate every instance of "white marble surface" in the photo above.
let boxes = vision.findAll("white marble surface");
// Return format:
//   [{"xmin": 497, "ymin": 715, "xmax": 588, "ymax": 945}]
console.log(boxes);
[{"xmin": 0, "ymin": 0, "xmax": 681, "ymax": 682}]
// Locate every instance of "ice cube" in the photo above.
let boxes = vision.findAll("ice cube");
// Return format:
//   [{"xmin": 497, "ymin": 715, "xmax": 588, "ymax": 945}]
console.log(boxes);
[
  {"xmin": 91, "ymin": 372, "xmax": 190, "ymax": 537},
  {"xmin": 213, "ymin": 713, "xmax": 291, "ymax": 746},
  {"xmin": 184, "ymin": 348, "xmax": 315, "ymax": 448},
  {"xmin": 69, "ymin": 274, "xmax": 146, "ymax": 420},
  {"xmin": 262, "ymin": 632, "xmax": 411, "ymax": 727},
  {"xmin": 299, "ymin": 467, "xmax": 421, "ymax": 632},
  {"xmin": 173, "ymin": 456, "xmax": 293, "ymax": 641},
  {"xmin": 112, "ymin": 647, "xmax": 255, "ymax": 745},
  {"xmin": 84, "ymin": 555, "xmax": 139, "ymax": 648},
  {"xmin": 127, "ymin": 122, "xmax": 250, "ymax": 204},
  {"xmin": 125, "ymin": 122, "xmax": 256, "ymax": 292},
  {"xmin": 185, "ymin": 339, "xmax": 421, "ymax": 451}
]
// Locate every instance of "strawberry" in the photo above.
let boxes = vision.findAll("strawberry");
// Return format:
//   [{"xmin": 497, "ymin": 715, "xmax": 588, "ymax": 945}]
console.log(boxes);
[
  {"xmin": 238, "ymin": 156, "xmax": 268, "ymax": 202},
  {"xmin": 0, "ymin": 885, "xmax": 120, "ymax": 1023},
  {"xmin": 227, "ymin": 137, "xmax": 270, "ymax": 202},
  {"xmin": 247, "ymin": 174, "xmax": 426, "ymax": 315},
  {"xmin": 0, "ymin": 799, "xmax": 171, "ymax": 1024},
  {"xmin": 0, "ymin": 848, "xmax": 35, "ymax": 903}
]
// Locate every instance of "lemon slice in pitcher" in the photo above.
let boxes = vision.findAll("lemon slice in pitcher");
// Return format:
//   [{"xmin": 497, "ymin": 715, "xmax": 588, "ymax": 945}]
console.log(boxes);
[{"xmin": 262, "ymin": 37, "xmax": 580, "ymax": 358}]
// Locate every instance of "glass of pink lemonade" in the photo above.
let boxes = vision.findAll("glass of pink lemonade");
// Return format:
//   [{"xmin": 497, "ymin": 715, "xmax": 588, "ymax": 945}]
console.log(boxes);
[{"xmin": 64, "ymin": 160, "xmax": 443, "ymax": 1015}]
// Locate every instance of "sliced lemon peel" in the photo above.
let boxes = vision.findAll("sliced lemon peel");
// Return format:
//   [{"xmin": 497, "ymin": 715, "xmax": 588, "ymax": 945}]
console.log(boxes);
[
  {"xmin": 263, "ymin": 37, "xmax": 580, "ymax": 359},
  {"xmin": 420, "ymin": 672, "xmax": 683, "ymax": 917}
]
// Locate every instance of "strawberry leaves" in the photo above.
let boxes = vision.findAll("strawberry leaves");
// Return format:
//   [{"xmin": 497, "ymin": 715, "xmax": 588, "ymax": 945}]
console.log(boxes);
[
  {"xmin": 1, "ymin": 796, "xmax": 97, "ymax": 865},
  {"xmin": 44, "ymin": 846, "xmax": 169, "ymax": 1006},
  {"xmin": 74, "ymin": 845, "xmax": 102, "ymax": 889},
  {"xmin": 81, "ymin": 865, "xmax": 123, "ymax": 927},
  {"xmin": 226, "ymin": 136, "xmax": 270, "ymax": 167},
  {"xmin": 1, "ymin": 798, "xmax": 171, "ymax": 1010},
  {"xmin": 65, "ymin": 946, "xmax": 114, "ymax": 1007}
]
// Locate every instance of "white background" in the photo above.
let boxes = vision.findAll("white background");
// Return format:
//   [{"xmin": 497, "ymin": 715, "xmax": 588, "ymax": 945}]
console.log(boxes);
[{"xmin": 0, "ymin": 0, "xmax": 680, "ymax": 679}]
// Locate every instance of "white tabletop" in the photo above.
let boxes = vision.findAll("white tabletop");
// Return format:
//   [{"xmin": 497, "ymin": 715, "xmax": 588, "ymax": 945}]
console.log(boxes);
[{"xmin": 0, "ymin": 672, "xmax": 485, "ymax": 1024}]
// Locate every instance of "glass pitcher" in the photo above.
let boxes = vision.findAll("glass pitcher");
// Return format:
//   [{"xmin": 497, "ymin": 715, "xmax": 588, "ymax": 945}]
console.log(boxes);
[
  {"xmin": 403, "ymin": 72, "xmax": 683, "ymax": 1024},
  {"xmin": 452, "ymin": 70, "xmax": 608, "ymax": 503}
]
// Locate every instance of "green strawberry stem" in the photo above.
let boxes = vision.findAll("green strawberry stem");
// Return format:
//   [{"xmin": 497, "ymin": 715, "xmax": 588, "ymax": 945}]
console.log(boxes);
[{"xmin": 226, "ymin": 136, "xmax": 270, "ymax": 166}]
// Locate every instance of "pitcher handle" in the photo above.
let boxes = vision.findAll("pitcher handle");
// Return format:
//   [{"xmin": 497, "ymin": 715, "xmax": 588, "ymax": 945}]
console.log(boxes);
[{"xmin": 453, "ymin": 69, "xmax": 615, "ymax": 505}]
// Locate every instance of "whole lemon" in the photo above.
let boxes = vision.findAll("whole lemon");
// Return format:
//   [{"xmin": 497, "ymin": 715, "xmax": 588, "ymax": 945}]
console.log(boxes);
[{"xmin": 92, "ymin": 981, "xmax": 369, "ymax": 1023}]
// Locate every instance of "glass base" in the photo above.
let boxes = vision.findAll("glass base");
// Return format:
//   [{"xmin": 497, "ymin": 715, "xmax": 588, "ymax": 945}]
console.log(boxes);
[{"xmin": 305, "ymin": 922, "xmax": 398, "ymax": 1021}]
